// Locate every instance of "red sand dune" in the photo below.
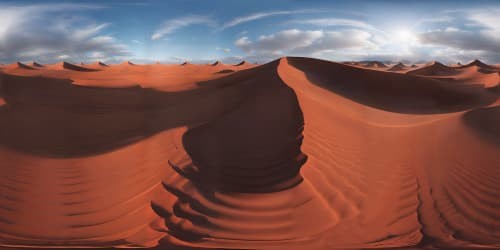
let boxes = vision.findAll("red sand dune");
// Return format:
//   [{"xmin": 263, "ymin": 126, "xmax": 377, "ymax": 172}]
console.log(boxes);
[
  {"xmin": 234, "ymin": 60, "xmax": 248, "ymax": 66},
  {"xmin": 15, "ymin": 62, "xmax": 36, "ymax": 70},
  {"xmin": 361, "ymin": 61, "xmax": 387, "ymax": 68},
  {"xmin": 458, "ymin": 59, "xmax": 497, "ymax": 70},
  {"xmin": 407, "ymin": 61, "xmax": 460, "ymax": 76},
  {"xmin": 387, "ymin": 62, "xmax": 408, "ymax": 71},
  {"xmin": 32, "ymin": 62, "xmax": 44, "ymax": 67},
  {"xmin": 86, "ymin": 61, "xmax": 109, "ymax": 68},
  {"xmin": 49, "ymin": 61, "xmax": 101, "ymax": 72},
  {"xmin": 210, "ymin": 61, "xmax": 222, "ymax": 66},
  {"xmin": 0, "ymin": 57, "xmax": 498, "ymax": 249}
]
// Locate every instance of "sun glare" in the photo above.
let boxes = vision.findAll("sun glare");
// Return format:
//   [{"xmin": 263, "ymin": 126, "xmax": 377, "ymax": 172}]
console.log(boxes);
[{"xmin": 393, "ymin": 29, "xmax": 417, "ymax": 44}]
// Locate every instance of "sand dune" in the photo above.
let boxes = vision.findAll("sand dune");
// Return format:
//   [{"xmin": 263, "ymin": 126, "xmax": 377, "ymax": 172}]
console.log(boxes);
[
  {"xmin": 234, "ymin": 60, "xmax": 248, "ymax": 66},
  {"xmin": 459, "ymin": 59, "xmax": 497, "ymax": 70},
  {"xmin": 361, "ymin": 61, "xmax": 387, "ymax": 68},
  {"xmin": 387, "ymin": 62, "xmax": 407, "ymax": 71},
  {"xmin": 407, "ymin": 61, "xmax": 460, "ymax": 76},
  {"xmin": 85, "ymin": 61, "xmax": 109, "ymax": 68},
  {"xmin": 32, "ymin": 62, "xmax": 44, "ymax": 67},
  {"xmin": 15, "ymin": 62, "xmax": 36, "ymax": 70},
  {"xmin": 210, "ymin": 61, "xmax": 221, "ymax": 66},
  {"xmin": 0, "ymin": 57, "xmax": 498, "ymax": 249},
  {"xmin": 47, "ymin": 62, "xmax": 101, "ymax": 72}
]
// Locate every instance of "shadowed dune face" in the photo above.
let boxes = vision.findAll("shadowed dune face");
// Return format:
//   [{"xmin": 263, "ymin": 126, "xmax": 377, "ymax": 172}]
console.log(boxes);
[
  {"xmin": 181, "ymin": 61, "xmax": 306, "ymax": 193},
  {"xmin": 62, "ymin": 62, "xmax": 100, "ymax": 72},
  {"xmin": 463, "ymin": 106, "xmax": 500, "ymax": 145},
  {"xmin": 0, "ymin": 57, "xmax": 499, "ymax": 249},
  {"xmin": 0, "ymin": 71, "xmax": 253, "ymax": 157},
  {"xmin": 406, "ymin": 62, "xmax": 460, "ymax": 76},
  {"xmin": 286, "ymin": 57, "xmax": 495, "ymax": 113}
]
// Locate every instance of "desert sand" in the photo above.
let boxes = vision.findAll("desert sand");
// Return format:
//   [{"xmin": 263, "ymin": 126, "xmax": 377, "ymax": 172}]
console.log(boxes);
[{"xmin": 0, "ymin": 58, "xmax": 498, "ymax": 249}]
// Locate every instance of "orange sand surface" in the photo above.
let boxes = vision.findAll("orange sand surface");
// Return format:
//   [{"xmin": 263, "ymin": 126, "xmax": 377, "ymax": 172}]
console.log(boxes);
[{"xmin": 0, "ymin": 58, "xmax": 498, "ymax": 249}]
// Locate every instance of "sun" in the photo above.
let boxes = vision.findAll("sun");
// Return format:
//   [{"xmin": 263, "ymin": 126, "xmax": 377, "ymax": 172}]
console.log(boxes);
[{"xmin": 393, "ymin": 29, "xmax": 417, "ymax": 44}]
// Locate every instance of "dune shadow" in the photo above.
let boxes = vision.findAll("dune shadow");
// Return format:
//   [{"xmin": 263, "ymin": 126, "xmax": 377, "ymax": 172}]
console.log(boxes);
[
  {"xmin": 462, "ymin": 106, "xmax": 500, "ymax": 146},
  {"xmin": 0, "ymin": 72, "xmax": 246, "ymax": 157},
  {"xmin": 286, "ymin": 57, "xmax": 496, "ymax": 114},
  {"xmin": 148, "ymin": 61, "xmax": 309, "ymax": 245},
  {"xmin": 181, "ymin": 60, "xmax": 306, "ymax": 193}
]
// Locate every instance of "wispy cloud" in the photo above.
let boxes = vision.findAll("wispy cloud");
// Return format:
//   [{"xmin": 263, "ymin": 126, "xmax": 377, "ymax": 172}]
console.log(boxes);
[
  {"xmin": 216, "ymin": 47, "xmax": 231, "ymax": 53},
  {"xmin": 151, "ymin": 15, "xmax": 215, "ymax": 40},
  {"xmin": 292, "ymin": 18, "xmax": 376, "ymax": 31},
  {"xmin": 221, "ymin": 9, "xmax": 319, "ymax": 30}
]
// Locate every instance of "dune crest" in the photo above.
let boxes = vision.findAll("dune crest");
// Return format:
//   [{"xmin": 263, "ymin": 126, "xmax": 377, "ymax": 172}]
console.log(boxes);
[
  {"xmin": 362, "ymin": 61, "xmax": 387, "ymax": 68},
  {"xmin": 61, "ymin": 61, "xmax": 100, "ymax": 71},
  {"xmin": 32, "ymin": 62, "xmax": 44, "ymax": 67},
  {"xmin": 459, "ymin": 59, "xmax": 495, "ymax": 70},
  {"xmin": 406, "ymin": 61, "xmax": 459, "ymax": 76},
  {"xmin": 234, "ymin": 60, "xmax": 247, "ymax": 66},
  {"xmin": 16, "ymin": 62, "xmax": 36, "ymax": 70},
  {"xmin": 387, "ymin": 62, "xmax": 407, "ymax": 71}
]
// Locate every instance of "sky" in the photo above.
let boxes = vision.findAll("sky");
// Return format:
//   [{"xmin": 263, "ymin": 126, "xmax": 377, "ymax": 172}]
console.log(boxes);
[{"xmin": 1, "ymin": 0, "xmax": 499, "ymax": 64}]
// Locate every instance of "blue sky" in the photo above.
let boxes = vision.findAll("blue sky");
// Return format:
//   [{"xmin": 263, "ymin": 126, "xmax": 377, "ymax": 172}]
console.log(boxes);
[{"xmin": 1, "ymin": 0, "xmax": 499, "ymax": 64}]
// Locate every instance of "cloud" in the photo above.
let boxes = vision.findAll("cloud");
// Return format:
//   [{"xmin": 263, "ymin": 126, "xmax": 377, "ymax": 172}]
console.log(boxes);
[
  {"xmin": 418, "ymin": 29, "xmax": 500, "ymax": 52},
  {"xmin": 221, "ymin": 9, "xmax": 318, "ymax": 30},
  {"xmin": 293, "ymin": 18, "xmax": 376, "ymax": 31},
  {"xmin": 235, "ymin": 29, "xmax": 376, "ymax": 60},
  {"xmin": 216, "ymin": 47, "xmax": 231, "ymax": 53},
  {"xmin": 151, "ymin": 15, "xmax": 214, "ymax": 40},
  {"xmin": 0, "ymin": 3, "xmax": 129, "ymax": 63},
  {"xmin": 414, "ymin": 8, "xmax": 500, "ymax": 62}
]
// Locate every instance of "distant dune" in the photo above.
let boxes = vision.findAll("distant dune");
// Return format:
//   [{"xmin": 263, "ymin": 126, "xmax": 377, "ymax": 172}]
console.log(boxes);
[
  {"xmin": 406, "ymin": 61, "xmax": 459, "ymax": 76},
  {"xmin": 16, "ymin": 62, "xmax": 36, "ymax": 70},
  {"xmin": 234, "ymin": 60, "xmax": 248, "ymax": 66},
  {"xmin": 0, "ymin": 57, "xmax": 498, "ymax": 249},
  {"xmin": 32, "ymin": 61, "xmax": 44, "ymax": 67},
  {"xmin": 361, "ymin": 60, "xmax": 387, "ymax": 68},
  {"xmin": 387, "ymin": 62, "xmax": 407, "ymax": 71}
]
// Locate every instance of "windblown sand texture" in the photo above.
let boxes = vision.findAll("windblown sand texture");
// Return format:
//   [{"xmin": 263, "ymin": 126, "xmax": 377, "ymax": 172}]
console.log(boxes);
[{"xmin": 0, "ymin": 58, "xmax": 498, "ymax": 249}]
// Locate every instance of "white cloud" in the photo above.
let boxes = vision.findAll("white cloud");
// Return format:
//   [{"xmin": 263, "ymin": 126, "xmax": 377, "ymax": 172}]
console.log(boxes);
[
  {"xmin": 235, "ymin": 29, "xmax": 376, "ymax": 59},
  {"xmin": 415, "ymin": 8, "xmax": 500, "ymax": 62},
  {"xmin": 293, "ymin": 18, "xmax": 376, "ymax": 31},
  {"xmin": 233, "ymin": 7, "xmax": 500, "ymax": 63},
  {"xmin": 0, "ymin": 3, "xmax": 129, "ymax": 63},
  {"xmin": 216, "ymin": 47, "xmax": 231, "ymax": 53},
  {"xmin": 221, "ymin": 9, "xmax": 318, "ymax": 30},
  {"xmin": 151, "ymin": 15, "xmax": 214, "ymax": 40}
]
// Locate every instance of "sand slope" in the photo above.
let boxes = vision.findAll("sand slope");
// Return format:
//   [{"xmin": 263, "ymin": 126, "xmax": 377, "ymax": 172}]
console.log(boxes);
[{"xmin": 0, "ymin": 57, "xmax": 498, "ymax": 249}]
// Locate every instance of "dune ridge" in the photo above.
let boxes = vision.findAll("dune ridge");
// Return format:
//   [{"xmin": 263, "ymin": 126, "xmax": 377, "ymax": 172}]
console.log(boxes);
[
  {"xmin": 16, "ymin": 62, "xmax": 36, "ymax": 70},
  {"xmin": 387, "ymin": 62, "xmax": 407, "ymax": 71},
  {"xmin": 210, "ymin": 61, "xmax": 221, "ymax": 66},
  {"xmin": 60, "ymin": 62, "xmax": 100, "ymax": 72},
  {"xmin": 32, "ymin": 62, "xmax": 44, "ymax": 67},
  {"xmin": 406, "ymin": 61, "xmax": 460, "ymax": 76},
  {"xmin": 234, "ymin": 61, "xmax": 247, "ymax": 66}
]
